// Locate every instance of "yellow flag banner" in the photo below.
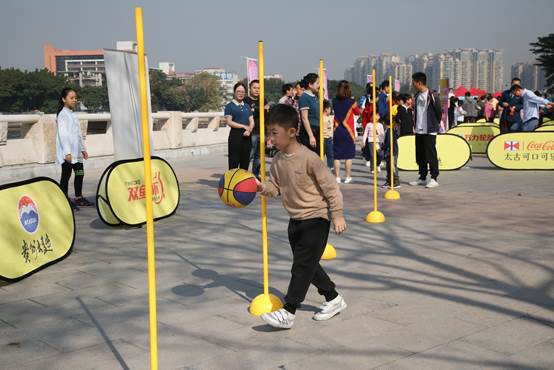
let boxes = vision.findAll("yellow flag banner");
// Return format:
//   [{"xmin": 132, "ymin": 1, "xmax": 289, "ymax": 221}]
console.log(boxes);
[
  {"xmin": 0, "ymin": 178, "xmax": 75, "ymax": 281},
  {"xmin": 487, "ymin": 132, "xmax": 554, "ymax": 170},
  {"xmin": 448, "ymin": 124, "xmax": 500, "ymax": 154},
  {"xmin": 535, "ymin": 125, "xmax": 554, "ymax": 132},
  {"xmin": 96, "ymin": 156, "xmax": 180, "ymax": 226},
  {"xmin": 398, "ymin": 134, "xmax": 471, "ymax": 171}
]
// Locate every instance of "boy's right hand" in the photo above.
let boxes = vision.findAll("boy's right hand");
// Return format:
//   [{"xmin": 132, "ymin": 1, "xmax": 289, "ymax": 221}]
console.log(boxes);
[{"xmin": 333, "ymin": 217, "xmax": 347, "ymax": 235}]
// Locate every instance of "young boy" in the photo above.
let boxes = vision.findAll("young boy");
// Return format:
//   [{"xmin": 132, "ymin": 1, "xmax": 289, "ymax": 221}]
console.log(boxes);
[
  {"xmin": 258, "ymin": 104, "xmax": 347, "ymax": 329},
  {"xmin": 323, "ymin": 100, "xmax": 334, "ymax": 169}
]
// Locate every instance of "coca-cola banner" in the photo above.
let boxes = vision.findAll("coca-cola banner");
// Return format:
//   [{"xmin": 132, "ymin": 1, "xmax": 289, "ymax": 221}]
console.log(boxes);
[
  {"xmin": 487, "ymin": 132, "xmax": 554, "ymax": 170},
  {"xmin": 96, "ymin": 157, "xmax": 180, "ymax": 226}
]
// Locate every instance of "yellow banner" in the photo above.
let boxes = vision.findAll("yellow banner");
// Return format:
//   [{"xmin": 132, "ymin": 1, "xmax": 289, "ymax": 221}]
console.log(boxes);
[
  {"xmin": 96, "ymin": 157, "xmax": 180, "ymax": 226},
  {"xmin": 487, "ymin": 132, "xmax": 554, "ymax": 170},
  {"xmin": 536, "ymin": 125, "xmax": 554, "ymax": 132},
  {"xmin": 0, "ymin": 178, "xmax": 74, "ymax": 281},
  {"xmin": 448, "ymin": 125, "xmax": 500, "ymax": 154},
  {"xmin": 398, "ymin": 134, "xmax": 471, "ymax": 171},
  {"xmin": 97, "ymin": 157, "xmax": 180, "ymax": 226}
]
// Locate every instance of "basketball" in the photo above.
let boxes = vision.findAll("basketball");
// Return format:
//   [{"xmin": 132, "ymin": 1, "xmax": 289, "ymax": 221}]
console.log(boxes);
[{"xmin": 217, "ymin": 169, "xmax": 258, "ymax": 208}]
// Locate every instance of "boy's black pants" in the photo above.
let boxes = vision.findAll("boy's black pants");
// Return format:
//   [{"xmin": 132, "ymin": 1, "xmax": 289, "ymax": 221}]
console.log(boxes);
[
  {"xmin": 228, "ymin": 129, "xmax": 252, "ymax": 170},
  {"xmin": 415, "ymin": 134, "xmax": 439, "ymax": 180},
  {"xmin": 285, "ymin": 218, "xmax": 338, "ymax": 310}
]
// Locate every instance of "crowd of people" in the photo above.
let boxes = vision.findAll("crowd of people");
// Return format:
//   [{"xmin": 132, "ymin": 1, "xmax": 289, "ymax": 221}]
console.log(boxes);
[{"xmin": 225, "ymin": 73, "xmax": 553, "ymax": 189}]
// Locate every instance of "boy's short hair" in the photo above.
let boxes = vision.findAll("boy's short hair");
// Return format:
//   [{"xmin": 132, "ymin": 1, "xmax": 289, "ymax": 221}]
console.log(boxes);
[
  {"xmin": 249, "ymin": 79, "xmax": 260, "ymax": 88},
  {"xmin": 323, "ymin": 99, "xmax": 331, "ymax": 110},
  {"xmin": 412, "ymin": 72, "xmax": 427, "ymax": 85},
  {"xmin": 267, "ymin": 104, "xmax": 299, "ymax": 130},
  {"xmin": 510, "ymin": 84, "xmax": 523, "ymax": 93},
  {"xmin": 380, "ymin": 80, "xmax": 390, "ymax": 89},
  {"xmin": 282, "ymin": 83, "xmax": 293, "ymax": 95}
]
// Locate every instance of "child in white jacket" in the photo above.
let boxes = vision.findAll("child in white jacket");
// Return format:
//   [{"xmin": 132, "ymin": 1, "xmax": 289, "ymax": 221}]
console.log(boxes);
[{"xmin": 361, "ymin": 113, "xmax": 385, "ymax": 173}]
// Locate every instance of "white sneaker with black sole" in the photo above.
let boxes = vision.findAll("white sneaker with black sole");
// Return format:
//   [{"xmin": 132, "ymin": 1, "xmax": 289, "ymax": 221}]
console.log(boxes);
[
  {"xmin": 313, "ymin": 295, "xmax": 347, "ymax": 321},
  {"xmin": 261, "ymin": 308, "xmax": 295, "ymax": 329}
]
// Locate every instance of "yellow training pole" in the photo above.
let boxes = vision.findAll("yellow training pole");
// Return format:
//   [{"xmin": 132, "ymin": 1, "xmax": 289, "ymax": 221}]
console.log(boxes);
[
  {"xmin": 385, "ymin": 75, "xmax": 400, "ymax": 200},
  {"xmin": 367, "ymin": 69, "xmax": 385, "ymax": 223},
  {"xmin": 135, "ymin": 7, "xmax": 158, "ymax": 370},
  {"xmin": 249, "ymin": 40, "xmax": 283, "ymax": 316},
  {"xmin": 319, "ymin": 59, "xmax": 337, "ymax": 260}
]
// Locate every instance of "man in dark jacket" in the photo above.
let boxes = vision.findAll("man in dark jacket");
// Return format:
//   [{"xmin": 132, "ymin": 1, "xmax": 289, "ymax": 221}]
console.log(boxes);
[
  {"xmin": 499, "ymin": 77, "xmax": 524, "ymax": 133},
  {"xmin": 462, "ymin": 92, "xmax": 478, "ymax": 122},
  {"xmin": 409, "ymin": 72, "xmax": 442, "ymax": 188},
  {"xmin": 396, "ymin": 94, "xmax": 414, "ymax": 136}
]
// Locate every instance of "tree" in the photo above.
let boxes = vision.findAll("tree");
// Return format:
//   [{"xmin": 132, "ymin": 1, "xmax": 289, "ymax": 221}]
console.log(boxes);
[
  {"xmin": 181, "ymin": 72, "xmax": 223, "ymax": 112},
  {"xmin": 530, "ymin": 33, "xmax": 554, "ymax": 93},
  {"xmin": 79, "ymin": 85, "xmax": 109, "ymax": 112}
]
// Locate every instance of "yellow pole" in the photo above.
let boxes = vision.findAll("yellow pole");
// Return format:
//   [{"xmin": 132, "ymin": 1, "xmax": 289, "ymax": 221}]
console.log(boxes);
[
  {"xmin": 366, "ymin": 69, "xmax": 386, "ymax": 223},
  {"xmin": 249, "ymin": 41, "xmax": 283, "ymax": 316},
  {"xmin": 385, "ymin": 75, "xmax": 400, "ymax": 200},
  {"xmin": 319, "ymin": 59, "xmax": 324, "ymax": 159},
  {"xmin": 319, "ymin": 59, "xmax": 337, "ymax": 260},
  {"xmin": 135, "ymin": 7, "xmax": 158, "ymax": 370},
  {"xmin": 259, "ymin": 41, "xmax": 269, "ymax": 296}
]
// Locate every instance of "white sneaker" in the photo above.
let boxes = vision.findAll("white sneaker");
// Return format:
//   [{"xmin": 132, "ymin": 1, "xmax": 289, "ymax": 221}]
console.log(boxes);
[
  {"xmin": 313, "ymin": 295, "xmax": 347, "ymax": 321},
  {"xmin": 409, "ymin": 179, "xmax": 427, "ymax": 186},
  {"xmin": 377, "ymin": 167, "xmax": 381, "ymax": 173},
  {"xmin": 261, "ymin": 308, "xmax": 295, "ymax": 329},
  {"xmin": 365, "ymin": 161, "xmax": 371, "ymax": 167},
  {"xmin": 344, "ymin": 177, "xmax": 353, "ymax": 184},
  {"xmin": 336, "ymin": 177, "xmax": 341, "ymax": 184},
  {"xmin": 370, "ymin": 170, "xmax": 375, "ymax": 174},
  {"xmin": 426, "ymin": 179, "xmax": 439, "ymax": 188}
]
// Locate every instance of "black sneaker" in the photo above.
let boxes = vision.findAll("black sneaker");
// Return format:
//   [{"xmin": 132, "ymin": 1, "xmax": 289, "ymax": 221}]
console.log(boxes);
[
  {"xmin": 74, "ymin": 197, "xmax": 94, "ymax": 207},
  {"xmin": 70, "ymin": 200, "xmax": 80, "ymax": 211},
  {"xmin": 381, "ymin": 182, "xmax": 390, "ymax": 189}
]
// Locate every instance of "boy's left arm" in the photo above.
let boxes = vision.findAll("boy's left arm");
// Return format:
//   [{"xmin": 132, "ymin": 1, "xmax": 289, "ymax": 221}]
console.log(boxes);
[{"xmin": 310, "ymin": 156, "xmax": 346, "ymax": 234}]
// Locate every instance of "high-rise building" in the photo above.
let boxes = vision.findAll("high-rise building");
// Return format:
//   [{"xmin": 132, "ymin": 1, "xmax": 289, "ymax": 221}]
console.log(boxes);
[
  {"xmin": 345, "ymin": 48, "xmax": 504, "ymax": 92},
  {"xmin": 44, "ymin": 43, "xmax": 105, "ymax": 87},
  {"xmin": 159, "ymin": 62, "xmax": 176, "ymax": 76},
  {"xmin": 511, "ymin": 62, "xmax": 547, "ymax": 91}
]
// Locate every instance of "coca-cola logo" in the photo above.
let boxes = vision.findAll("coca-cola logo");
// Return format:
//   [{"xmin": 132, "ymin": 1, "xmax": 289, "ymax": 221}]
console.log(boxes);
[{"xmin": 526, "ymin": 141, "xmax": 554, "ymax": 151}]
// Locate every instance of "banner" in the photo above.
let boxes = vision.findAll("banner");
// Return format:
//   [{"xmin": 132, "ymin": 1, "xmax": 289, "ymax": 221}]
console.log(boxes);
[
  {"xmin": 104, "ymin": 49, "xmax": 153, "ymax": 160},
  {"xmin": 536, "ymin": 125, "xmax": 554, "ymax": 132},
  {"xmin": 246, "ymin": 57, "xmax": 258, "ymax": 84},
  {"xmin": 448, "ymin": 125, "xmax": 500, "ymax": 154},
  {"xmin": 322, "ymin": 68, "xmax": 329, "ymax": 100},
  {"xmin": 367, "ymin": 74, "xmax": 373, "ymax": 84},
  {"xmin": 398, "ymin": 134, "xmax": 471, "ymax": 171},
  {"xmin": 0, "ymin": 178, "xmax": 74, "ymax": 281},
  {"xmin": 96, "ymin": 156, "xmax": 180, "ymax": 226},
  {"xmin": 394, "ymin": 79, "xmax": 401, "ymax": 92},
  {"xmin": 487, "ymin": 132, "xmax": 554, "ymax": 170}
]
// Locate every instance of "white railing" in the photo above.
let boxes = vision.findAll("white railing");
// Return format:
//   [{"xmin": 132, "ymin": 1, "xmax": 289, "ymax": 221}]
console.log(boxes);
[{"xmin": 0, "ymin": 111, "xmax": 229, "ymax": 167}]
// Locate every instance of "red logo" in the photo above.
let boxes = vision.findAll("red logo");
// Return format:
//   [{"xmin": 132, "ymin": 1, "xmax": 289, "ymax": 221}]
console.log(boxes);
[
  {"xmin": 128, "ymin": 171, "xmax": 165, "ymax": 205},
  {"xmin": 526, "ymin": 141, "xmax": 554, "ymax": 151},
  {"xmin": 504, "ymin": 141, "xmax": 520, "ymax": 151}
]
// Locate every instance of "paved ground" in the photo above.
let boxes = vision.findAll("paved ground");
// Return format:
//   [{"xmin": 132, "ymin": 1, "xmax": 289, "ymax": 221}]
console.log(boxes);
[{"xmin": 1, "ymin": 151, "xmax": 554, "ymax": 370}]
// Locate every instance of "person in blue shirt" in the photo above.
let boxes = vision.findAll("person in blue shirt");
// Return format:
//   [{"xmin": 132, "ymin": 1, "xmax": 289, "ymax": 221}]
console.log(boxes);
[
  {"xmin": 377, "ymin": 80, "xmax": 390, "ymax": 122},
  {"xmin": 511, "ymin": 84, "xmax": 553, "ymax": 132},
  {"xmin": 298, "ymin": 73, "xmax": 321, "ymax": 154},
  {"xmin": 224, "ymin": 82, "xmax": 254, "ymax": 170}
]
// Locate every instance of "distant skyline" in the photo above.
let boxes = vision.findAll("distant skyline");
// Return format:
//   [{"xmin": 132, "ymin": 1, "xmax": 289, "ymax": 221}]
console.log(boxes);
[{"xmin": 1, "ymin": 0, "xmax": 552, "ymax": 82}]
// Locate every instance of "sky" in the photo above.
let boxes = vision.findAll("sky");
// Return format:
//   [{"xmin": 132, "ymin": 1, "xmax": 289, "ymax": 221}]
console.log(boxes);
[{"xmin": 1, "ymin": 0, "xmax": 553, "ymax": 82}]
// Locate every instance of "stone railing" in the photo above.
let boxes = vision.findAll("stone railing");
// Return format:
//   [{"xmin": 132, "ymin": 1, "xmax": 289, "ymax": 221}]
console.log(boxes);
[{"xmin": 0, "ymin": 111, "xmax": 229, "ymax": 167}]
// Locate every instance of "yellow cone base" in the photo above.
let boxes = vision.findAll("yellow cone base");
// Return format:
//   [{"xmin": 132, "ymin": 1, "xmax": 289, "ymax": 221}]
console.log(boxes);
[
  {"xmin": 384, "ymin": 189, "xmax": 400, "ymax": 200},
  {"xmin": 321, "ymin": 243, "xmax": 337, "ymax": 260},
  {"xmin": 249, "ymin": 293, "xmax": 283, "ymax": 316},
  {"xmin": 366, "ymin": 211, "xmax": 386, "ymax": 224}
]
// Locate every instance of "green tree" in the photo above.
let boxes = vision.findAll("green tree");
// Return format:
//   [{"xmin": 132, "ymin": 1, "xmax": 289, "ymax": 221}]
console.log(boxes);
[
  {"xmin": 530, "ymin": 33, "xmax": 554, "ymax": 92},
  {"xmin": 79, "ymin": 85, "xmax": 109, "ymax": 112},
  {"xmin": 181, "ymin": 72, "xmax": 223, "ymax": 111}
]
